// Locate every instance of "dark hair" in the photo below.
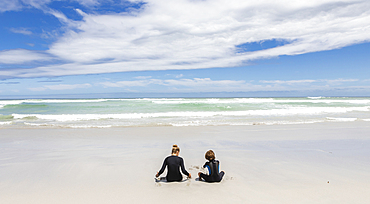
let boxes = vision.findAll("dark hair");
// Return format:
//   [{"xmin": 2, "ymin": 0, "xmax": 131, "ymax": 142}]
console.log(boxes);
[
  {"xmin": 205, "ymin": 150, "xmax": 215, "ymax": 161},
  {"xmin": 171, "ymin": 144, "xmax": 180, "ymax": 154}
]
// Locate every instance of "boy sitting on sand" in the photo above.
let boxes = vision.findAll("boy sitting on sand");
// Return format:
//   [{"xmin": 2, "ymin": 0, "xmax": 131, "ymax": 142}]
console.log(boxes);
[{"xmin": 198, "ymin": 150, "xmax": 225, "ymax": 182}]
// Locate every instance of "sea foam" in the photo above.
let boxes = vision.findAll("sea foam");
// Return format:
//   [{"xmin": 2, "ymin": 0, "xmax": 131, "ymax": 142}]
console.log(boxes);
[
  {"xmin": 0, "ymin": 121, "xmax": 12, "ymax": 125},
  {"xmin": 326, "ymin": 117, "xmax": 358, "ymax": 122},
  {"xmin": 11, "ymin": 106, "xmax": 370, "ymax": 122},
  {"xmin": 3, "ymin": 97, "xmax": 370, "ymax": 128}
]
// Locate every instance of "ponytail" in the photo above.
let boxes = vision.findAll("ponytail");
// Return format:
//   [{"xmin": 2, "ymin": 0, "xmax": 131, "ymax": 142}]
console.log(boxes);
[{"xmin": 171, "ymin": 144, "xmax": 180, "ymax": 154}]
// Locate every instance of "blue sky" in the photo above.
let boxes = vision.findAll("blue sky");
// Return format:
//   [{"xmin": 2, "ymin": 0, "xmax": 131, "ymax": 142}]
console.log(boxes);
[{"xmin": 1, "ymin": 0, "xmax": 370, "ymax": 98}]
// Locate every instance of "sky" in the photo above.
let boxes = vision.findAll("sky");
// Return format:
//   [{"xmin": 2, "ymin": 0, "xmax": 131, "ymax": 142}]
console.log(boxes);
[{"xmin": 1, "ymin": 0, "xmax": 370, "ymax": 98}]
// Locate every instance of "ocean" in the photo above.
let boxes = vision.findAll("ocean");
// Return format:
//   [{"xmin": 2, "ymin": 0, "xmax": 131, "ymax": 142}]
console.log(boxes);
[{"xmin": 1, "ymin": 97, "xmax": 370, "ymax": 128}]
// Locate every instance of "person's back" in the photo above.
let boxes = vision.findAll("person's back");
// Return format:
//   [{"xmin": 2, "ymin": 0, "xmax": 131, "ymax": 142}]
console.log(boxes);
[
  {"xmin": 203, "ymin": 159, "xmax": 222, "ymax": 182},
  {"xmin": 156, "ymin": 145, "xmax": 191, "ymax": 182},
  {"xmin": 198, "ymin": 150, "xmax": 225, "ymax": 183},
  {"xmin": 162, "ymin": 155, "xmax": 188, "ymax": 181}
]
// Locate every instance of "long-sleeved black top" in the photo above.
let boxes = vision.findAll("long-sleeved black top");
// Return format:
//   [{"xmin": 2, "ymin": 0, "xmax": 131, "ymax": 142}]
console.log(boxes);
[{"xmin": 158, "ymin": 155, "xmax": 190, "ymax": 182}]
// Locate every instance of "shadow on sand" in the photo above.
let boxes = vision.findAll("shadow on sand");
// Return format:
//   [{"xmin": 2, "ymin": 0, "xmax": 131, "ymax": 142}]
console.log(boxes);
[{"xmin": 154, "ymin": 177, "xmax": 190, "ymax": 183}]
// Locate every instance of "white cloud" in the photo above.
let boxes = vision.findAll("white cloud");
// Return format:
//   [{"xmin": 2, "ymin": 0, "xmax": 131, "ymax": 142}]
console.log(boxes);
[
  {"xmin": 46, "ymin": 8, "xmax": 70, "ymax": 24},
  {"xmin": 73, "ymin": 0, "xmax": 100, "ymax": 7},
  {"xmin": 1, "ymin": 0, "xmax": 74, "ymax": 25},
  {"xmin": 9, "ymin": 27, "xmax": 32, "ymax": 35},
  {"xmin": 19, "ymin": 0, "xmax": 53, "ymax": 9},
  {"xmin": 101, "ymin": 80, "xmax": 153, "ymax": 87},
  {"xmin": 2, "ymin": 0, "xmax": 370, "ymax": 78},
  {"xmin": 134, "ymin": 76, "xmax": 152, "ymax": 79},
  {"xmin": 0, "ymin": 0, "xmax": 53, "ymax": 13},
  {"xmin": 164, "ymin": 78, "xmax": 246, "ymax": 87},
  {"xmin": 260, "ymin": 79, "xmax": 317, "ymax": 84},
  {"xmin": 100, "ymin": 77, "xmax": 260, "ymax": 92},
  {"xmin": 45, "ymin": 83, "xmax": 91, "ymax": 90},
  {"xmin": 324, "ymin": 78, "xmax": 359, "ymax": 83},
  {"xmin": 98, "ymin": 77, "xmax": 367, "ymax": 93},
  {"xmin": 260, "ymin": 79, "xmax": 359, "ymax": 85},
  {"xmin": 0, "ymin": 0, "xmax": 102, "ymax": 12},
  {"xmin": 0, "ymin": 0, "xmax": 22, "ymax": 12},
  {"xmin": 28, "ymin": 83, "xmax": 92, "ymax": 91},
  {"xmin": 19, "ymin": 77, "xmax": 370, "ymax": 94},
  {"xmin": 101, "ymin": 78, "xmax": 246, "ymax": 88},
  {"xmin": 0, "ymin": 49, "xmax": 53, "ymax": 64}
]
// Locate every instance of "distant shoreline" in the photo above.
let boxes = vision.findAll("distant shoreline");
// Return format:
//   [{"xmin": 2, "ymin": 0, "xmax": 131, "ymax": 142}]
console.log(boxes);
[{"xmin": 2, "ymin": 93, "xmax": 370, "ymax": 100}]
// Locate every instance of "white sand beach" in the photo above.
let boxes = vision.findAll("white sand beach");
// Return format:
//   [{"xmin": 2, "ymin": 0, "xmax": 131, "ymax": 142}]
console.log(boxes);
[{"xmin": 1, "ymin": 122, "xmax": 370, "ymax": 203}]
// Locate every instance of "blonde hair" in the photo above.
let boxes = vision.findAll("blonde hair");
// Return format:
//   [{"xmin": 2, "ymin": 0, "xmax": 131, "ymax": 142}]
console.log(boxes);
[
  {"xmin": 205, "ymin": 150, "xmax": 215, "ymax": 161},
  {"xmin": 171, "ymin": 144, "xmax": 180, "ymax": 154}
]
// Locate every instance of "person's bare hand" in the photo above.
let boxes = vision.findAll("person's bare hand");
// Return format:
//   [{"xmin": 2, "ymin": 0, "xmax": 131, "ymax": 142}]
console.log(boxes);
[
  {"xmin": 155, "ymin": 172, "xmax": 159, "ymax": 177},
  {"xmin": 188, "ymin": 173, "xmax": 192, "ymax": 178}
]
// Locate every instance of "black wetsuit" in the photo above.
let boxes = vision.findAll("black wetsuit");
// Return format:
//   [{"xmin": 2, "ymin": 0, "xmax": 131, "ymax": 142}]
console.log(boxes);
[
  {"xmin": 199, "ymin": 159, "xmax": 224, "ymax": 182},
  {"xmin": 158, "ymin": 155, "xmax": 190, "ymax": 182}
]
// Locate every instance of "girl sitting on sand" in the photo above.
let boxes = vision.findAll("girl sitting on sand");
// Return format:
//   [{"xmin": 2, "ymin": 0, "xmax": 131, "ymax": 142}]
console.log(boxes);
[
  {"xmin": 198, "ymin": 150, "xmax": 225, "ymax": 182},
  {"xmin": 156, "ymin": 145, "xmax": 191, "ymax": 182}
]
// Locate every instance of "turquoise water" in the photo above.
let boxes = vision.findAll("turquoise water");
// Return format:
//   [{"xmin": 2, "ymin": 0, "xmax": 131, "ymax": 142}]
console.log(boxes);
[{"xmin": 1, "ymin": 97, "xmax": 370, "ymax": 128}]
